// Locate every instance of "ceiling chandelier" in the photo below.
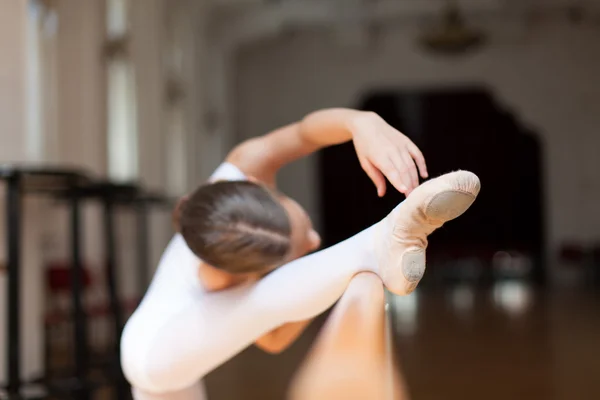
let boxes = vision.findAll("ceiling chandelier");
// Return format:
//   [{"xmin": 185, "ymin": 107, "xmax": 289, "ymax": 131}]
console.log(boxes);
[{"xmin": 419, "ymin": 0, "xmax": 487, "ymax": 55}]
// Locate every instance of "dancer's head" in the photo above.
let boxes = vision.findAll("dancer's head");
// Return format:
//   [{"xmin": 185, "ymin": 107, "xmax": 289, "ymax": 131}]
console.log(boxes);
[{"xmin": 176, "ymin": 180, "xmax": 321, "ymax": 276}]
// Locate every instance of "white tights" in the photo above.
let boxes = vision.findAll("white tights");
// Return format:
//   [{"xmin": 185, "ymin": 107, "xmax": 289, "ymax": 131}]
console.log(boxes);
[{"xmin": 121, "ymin": 208, "xmax": 391, "ymax": 399}]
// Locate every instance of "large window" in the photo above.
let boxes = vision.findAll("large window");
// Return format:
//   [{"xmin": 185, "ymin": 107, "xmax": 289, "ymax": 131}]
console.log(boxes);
[
  {"xmin": 106, "ymin": 0, "xmax": 138, "ymax": 182},
  {"xmin": 26, "ymin": 0, "xmax": 59, "ymax": 163}
]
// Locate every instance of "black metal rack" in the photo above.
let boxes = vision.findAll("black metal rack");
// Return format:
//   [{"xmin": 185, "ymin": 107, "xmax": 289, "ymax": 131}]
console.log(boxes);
[{"xmin": 0, "ymin": 165, "xmax": 173, "ymax": 400}]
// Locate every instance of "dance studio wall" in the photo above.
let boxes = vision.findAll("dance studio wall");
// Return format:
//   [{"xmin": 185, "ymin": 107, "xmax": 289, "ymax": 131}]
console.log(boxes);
[
  {"xmin": 0, "ymin": 0, "xmax": 110, "ymax": 384},
  {"xmin": 235, "ymin": 14, "xmax": 600, "ymax": 276},
  {"xmin": 0, "ymin": 0, "xmax": 213, "ymax": 386},
  {"xmin": 0, "ymin": 0, "xmax": 175, "ymax": 385}
]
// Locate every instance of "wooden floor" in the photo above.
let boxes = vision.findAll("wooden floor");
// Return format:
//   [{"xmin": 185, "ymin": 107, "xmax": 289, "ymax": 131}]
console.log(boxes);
[{"xmin": 204, "ymin": 283, "xmax": 600, "ymax": 400}]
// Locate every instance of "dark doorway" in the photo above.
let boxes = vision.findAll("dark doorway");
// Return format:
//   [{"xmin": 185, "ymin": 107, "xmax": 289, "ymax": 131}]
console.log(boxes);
[{"xmin": 317, "ymin": 86, "xmax": 546, "ymax": 285}]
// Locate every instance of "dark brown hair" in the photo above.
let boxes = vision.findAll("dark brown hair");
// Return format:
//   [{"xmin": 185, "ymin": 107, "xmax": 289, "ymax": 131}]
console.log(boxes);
[{"xmin": 175, "ymin": 180, "xmax": 292, "ymax": 274}]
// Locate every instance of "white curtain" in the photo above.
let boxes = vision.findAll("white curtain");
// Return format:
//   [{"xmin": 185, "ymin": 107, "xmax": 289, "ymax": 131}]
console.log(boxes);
[{"xmin": 106, "ymin": 0, "xmax": 139, "ymax": 182}]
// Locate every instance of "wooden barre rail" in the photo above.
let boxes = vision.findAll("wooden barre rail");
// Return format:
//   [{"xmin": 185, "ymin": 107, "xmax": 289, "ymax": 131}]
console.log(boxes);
[{"xmin": 288, "ymin": 272, "xmax": 410, "ymax": 400}]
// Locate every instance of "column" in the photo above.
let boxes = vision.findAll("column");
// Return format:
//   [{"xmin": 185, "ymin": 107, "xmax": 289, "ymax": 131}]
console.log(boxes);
[{"xmin": 0, "ymin": 0, "xmax": 45, "ymax": 385}]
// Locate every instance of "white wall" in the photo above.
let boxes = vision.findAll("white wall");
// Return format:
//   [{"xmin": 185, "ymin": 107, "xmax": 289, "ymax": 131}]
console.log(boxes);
[
  {"xmin": 234, "ymin": 15, "xmax": 600, "ymax": 266},
  {"xmin": 0, "ymin": 1, "xmax": 28, "ymax": 162}
]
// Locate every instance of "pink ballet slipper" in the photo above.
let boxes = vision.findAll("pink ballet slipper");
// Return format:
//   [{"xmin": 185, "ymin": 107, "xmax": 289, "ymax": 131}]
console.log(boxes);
[{"xmin": 375, "ymin": 170, "xmax": 481, "ymax": 295}]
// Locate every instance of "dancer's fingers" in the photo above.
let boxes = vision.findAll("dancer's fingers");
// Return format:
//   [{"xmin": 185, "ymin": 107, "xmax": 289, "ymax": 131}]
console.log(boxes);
[
  {"xmin": 407, "ymin": 142, "xmax": 428, "ymax": 179},
  {"xmin": 359, "ymin": 157, "xmax": 387, "ymax": 197},
  {"xmin": 399, "ymin": 150, "xmax": 419, "ymax": 191}
]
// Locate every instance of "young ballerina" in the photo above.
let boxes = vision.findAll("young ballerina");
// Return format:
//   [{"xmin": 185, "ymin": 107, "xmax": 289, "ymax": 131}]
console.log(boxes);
[{"xmin": 120, "ymin": 108, "xmax": 480, "ymax": 399}]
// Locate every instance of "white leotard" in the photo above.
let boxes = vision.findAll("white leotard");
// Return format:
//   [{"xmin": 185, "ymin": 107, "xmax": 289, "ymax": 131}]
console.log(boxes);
[{"xmin": 120, "ymin": 163, "xmax": 392, "ymax": 398}]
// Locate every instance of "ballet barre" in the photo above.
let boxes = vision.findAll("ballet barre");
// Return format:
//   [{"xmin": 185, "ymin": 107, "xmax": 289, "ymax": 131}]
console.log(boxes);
[{"xmin": 288, "ymin": 272, "xmax": 410, "ymax": 400}]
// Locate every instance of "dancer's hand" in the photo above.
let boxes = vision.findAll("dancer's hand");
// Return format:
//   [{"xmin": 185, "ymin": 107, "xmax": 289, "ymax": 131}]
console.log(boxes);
[{"xmin": 350, "ymin": 112, "xmax": 428, "ymax": 196}]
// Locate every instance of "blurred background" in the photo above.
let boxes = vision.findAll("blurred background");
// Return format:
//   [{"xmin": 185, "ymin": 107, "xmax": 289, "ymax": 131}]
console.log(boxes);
[{"xmin": 1, "ymin": 0, "xmax": 600, "ymax": 399}]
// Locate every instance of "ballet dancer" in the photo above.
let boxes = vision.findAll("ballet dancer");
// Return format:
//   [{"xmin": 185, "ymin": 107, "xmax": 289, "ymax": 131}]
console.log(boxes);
[{"xmin": 120, "ymin": 108, "xmax": 480, "ymax": 399}]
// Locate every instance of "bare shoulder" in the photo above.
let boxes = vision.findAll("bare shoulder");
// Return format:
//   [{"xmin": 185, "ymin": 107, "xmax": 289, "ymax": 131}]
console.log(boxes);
[
  {"xmin": 225, "ymin": 137, "xmax": 266, "ymax": 172},
  {"xmin": 225, "ymin": 137, "xmax": 278, "ymax": 185}
]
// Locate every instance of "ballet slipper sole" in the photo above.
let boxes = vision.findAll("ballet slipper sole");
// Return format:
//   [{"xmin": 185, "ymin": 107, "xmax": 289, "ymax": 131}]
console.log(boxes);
[
  {"xmin": 398, "ymin": 190, "xmax": 478, "ymax": 294},
  {"xmin": 381, "ymin": 172, "xmax": 480, "ymax": 296},
  {"xmin": 426, "ymin": 189, "xmax": 478, "ymax": 222}
]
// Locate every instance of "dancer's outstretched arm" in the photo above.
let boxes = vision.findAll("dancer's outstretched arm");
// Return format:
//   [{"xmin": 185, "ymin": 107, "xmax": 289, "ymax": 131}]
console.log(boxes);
[{"xmin": 227, "ymin": 108, "xmax": 427, "ymax": 196}]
